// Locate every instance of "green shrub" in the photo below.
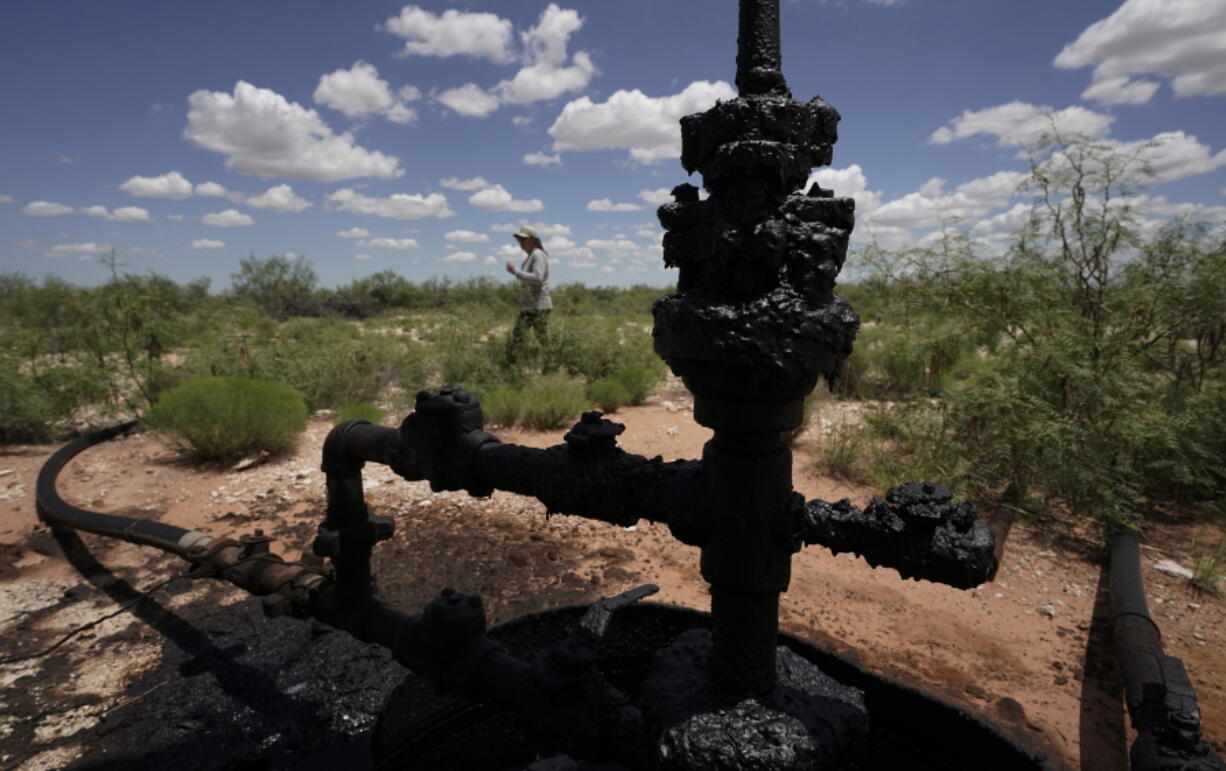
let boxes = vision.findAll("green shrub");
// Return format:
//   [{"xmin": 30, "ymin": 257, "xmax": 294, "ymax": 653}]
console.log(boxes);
[
  {"xmin": 145, "ymin": 376, "xmax": 308, "ymax": 461},
  {"xmin": 587, "ymin": 377, "xmax": 631, "ymax": 413},
  {"xmin": 0, "ymin": 360, "xmax": 56, "ymax": 442},
  {"xmin": 518, "ymin": 375, "xmax": 588, "ymax": 430},
  {"xmin": 231, "ymin": 254, "xmax": 318, "ymax": 319},
  {"xmin": 336, "ymin": 401, "xmax": 387, "ymax": 425},
  {"xmin": 475, "ymin": 385, "xmax": 523, "ymax": 428},
  {"xmin": 612, "ymin": 365, "xmax": 657, "ymax": 406}
]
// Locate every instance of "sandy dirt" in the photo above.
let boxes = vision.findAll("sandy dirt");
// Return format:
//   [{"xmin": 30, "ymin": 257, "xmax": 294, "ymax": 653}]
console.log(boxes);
[{"xmin": 0, "ymin": 384, "xmax": 1222, "ymax": 769}]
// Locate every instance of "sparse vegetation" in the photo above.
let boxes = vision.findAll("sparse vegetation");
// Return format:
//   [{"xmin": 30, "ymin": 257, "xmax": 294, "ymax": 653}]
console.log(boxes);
[
  {"xmin": 144, "ymin": 376, "xmax": 308, "ymax": 461},
  {"xmin": 822, "ymin": 132, "xmax": 1226, "ymax": 532}
]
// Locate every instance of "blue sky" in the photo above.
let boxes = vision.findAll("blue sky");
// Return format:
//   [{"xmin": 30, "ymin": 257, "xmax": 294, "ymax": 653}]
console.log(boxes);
[{"xmin": 2, "ymin": 0, "xmax": 1224, "ymax": 289}]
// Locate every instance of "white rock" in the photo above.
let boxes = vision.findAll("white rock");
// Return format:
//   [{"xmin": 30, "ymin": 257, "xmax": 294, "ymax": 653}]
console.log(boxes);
[
  {"xmin": 1153, "ymin": 559, "xmax": 1194, "ymax": 580},
  {"xmin": 1038, "ymin": 603, "xmax": 1056, "ymax": 618},
  {"xmin": 666, "ymin": 426, "xmax": 679, "ymax": 437}
]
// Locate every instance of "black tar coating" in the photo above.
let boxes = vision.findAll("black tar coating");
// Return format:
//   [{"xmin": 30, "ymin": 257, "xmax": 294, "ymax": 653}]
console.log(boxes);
[
  {"xmin": 49, "ymin": 529, "xmax": 392, "ymax": 771},
  {"xmin": 653, "ymin": 89, "xmax": 859, "ymax": 410},
  {"xmin": 796, "ymin": 482, "xmax": 997, "ymax": 589},
  {"xmin": 645, "ymin": 629, "xmax": 868, "ymax": 770}
]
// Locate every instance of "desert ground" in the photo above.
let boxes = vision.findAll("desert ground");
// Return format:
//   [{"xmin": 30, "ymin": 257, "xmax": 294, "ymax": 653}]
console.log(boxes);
[{"xmin": 0, "ymin": 382, "xmax": 1222, "ymax": 769}]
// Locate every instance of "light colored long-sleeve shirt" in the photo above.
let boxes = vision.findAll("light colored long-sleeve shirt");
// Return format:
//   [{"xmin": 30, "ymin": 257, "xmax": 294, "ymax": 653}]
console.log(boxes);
[{"xmin": 512, "ymin": 248, "xmax": 552, "ymax": 310}]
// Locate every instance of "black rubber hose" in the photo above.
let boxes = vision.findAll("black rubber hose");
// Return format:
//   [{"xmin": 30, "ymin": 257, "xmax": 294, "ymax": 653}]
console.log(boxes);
[{"xmin": 35, "ymin": 421, "xmax": 194, "ymax": 557}]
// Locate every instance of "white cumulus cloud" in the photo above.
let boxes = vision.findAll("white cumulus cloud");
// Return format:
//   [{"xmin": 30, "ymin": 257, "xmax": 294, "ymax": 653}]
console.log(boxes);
[
  {"xmin": 1079, "ymin": 76, "xmax": 1160, "ymax": 106},
  {"xmin": 82, "ymin": 205, "xmax": 152, "ymax": 222},
  {"xmin": 0, "ymin": 194, "xmax": 14, "ymax": 204},
  {"xmin": 383, "ymin": 6, "xmax": 515, "ymax": 63},
  {"xmin": 314, "ymin": 61, "xmax": 418, "ymax": 125},
  {"xmin": 549, "ymin": 80, "xmax": 737, "ymax": 163},
  {"xmin": 867, "ymin": 171, "xmax": 1026, "ymax": 230},
  {"xmin": 490, "ymin": 221, "xmax": 571, "ymax": 237},
  {"xmin": 523, "ymin": 151, "xmax": 561, "ymax": 167},
  {"xmin": 120, "ymin": 171, "xmax": 194, "ymax": 199},
  {"xmin": 638, "ymin": 188, "xmax": 673, "ymax": 206},
  {"xmin": 440, "ymin": 176, "xmax": 492, "ymax": 191},
  {"xmin": 194, "ymin": 181, "xmax": 229, "ymax": 197},
  {"xmin": 443, "ymin": 251, "xmax": 477, "ymax": 263},
  {"xmin": 245, "ymin": 184, "xmax": 312, "ymax": 213},
  {"xmin": 184, "ymin": 81, "xmax": 402, "ymax": 182},
  {"xmin": 423, "ymin": 5, "xmax": 596, "ymax": 118},
  {"xmin": 1054, "ymin": 0, "xmax": 1226, "ymax": 103},
  {"xmin": 359, "ymin": 237, "xmax": 420, "ymax": 250},
  {"xmin": 48, "ymin": 242, "xmax": 111, "ymax": 259},
  {"xmin": 1115, "ymin": 131, "xmax": 1226, "ymax": 183},
  {"xmin": 326, "ymin": 188, "xmax": 455, "ymax": 219},
  {"xmin": 929, "ymin": 102, "xmax": 1114, "ymax": 147},
  {"xmin": 336, "ymin": 227, "xmax": 370, "ymax": 239},
  {"xmin": 202, "ymin": 209, "xmax": 255, "ymax": 227},
  {"xmin": 22, "ymin": 201, "xmax": 74, "ymax": 216},
  {"xmin": 586, "ymin": 199, "xmax": 642, "ymax": 212},
  {"xmin": 435, "ymin": 84, "xmax": 502, "ymax": 118},
  {"xmin": 806, "ymin": 164, "xmax": 884, "ymax": 215},
  {"xmin": 494, "ymin": 52, "xmax": 595, "ymax": 106},
  {"xmin": 468, "ymin": 184, "xmax": 543, "ymax": 212},
  {"xmin": 192, "ymin": 238, "xmax": 226, "ymax": 249},
  {"xmin": 445, "ymin": 229, "xmax": 490, "ymax": 243}
]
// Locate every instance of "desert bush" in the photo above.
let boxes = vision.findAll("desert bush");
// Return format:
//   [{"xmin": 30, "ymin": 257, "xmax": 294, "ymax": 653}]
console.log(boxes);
[
  {"xmin": 0, "ymin": 358, "xmax": 58, "ymax": 442},
  {"xmin": 336, "ymin": 401, "xmax": 387, "ymax": 425},
  {"xmin": 853, "ymin": 132, "xmax": 1226, "ymax": 529},
  {"xmin": 145, "ymin": 376, "xmax": 307, "ymax": 461},
  {"xmin": 474, "ymin": 385, "xmax": 523, "ymax": 428},
  {"xmin": 587, "ymin": 377, "xmax": 631, "ymax": 413},
  {"xmin": 518, "ymin": 375, "xmax": 588, "ymax": 430},
  {"xmin": 231, "ymin": 254, "xmax": 318, "ymax": 319},
  {"xmin": 612, "ymin": 364, "xmax": 659, "ymax": 406}
]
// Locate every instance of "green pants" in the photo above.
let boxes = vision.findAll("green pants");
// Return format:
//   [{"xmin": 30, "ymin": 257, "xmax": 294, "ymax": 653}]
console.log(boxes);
[{"xmin": 508, "ymin": 309, "xmax": 550, "ymax": 359}]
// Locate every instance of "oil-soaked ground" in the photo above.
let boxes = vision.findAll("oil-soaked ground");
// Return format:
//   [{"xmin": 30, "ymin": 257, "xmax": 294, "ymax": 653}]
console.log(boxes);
[{"xmin": 1, "ymin": 493, "xmax": 648, "ymax": 770}]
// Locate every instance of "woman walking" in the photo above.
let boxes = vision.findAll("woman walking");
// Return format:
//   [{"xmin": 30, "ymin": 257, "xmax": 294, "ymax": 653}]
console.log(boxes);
[{"xmin": 505, "ymin": 225, "xmax": 551, "ymax": 360}]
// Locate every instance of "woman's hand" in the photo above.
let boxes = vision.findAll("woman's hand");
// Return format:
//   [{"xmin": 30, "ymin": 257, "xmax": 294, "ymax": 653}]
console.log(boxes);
[{"xmin": 505, "ymin": 261, "xmax": 515, "ymax": 274}]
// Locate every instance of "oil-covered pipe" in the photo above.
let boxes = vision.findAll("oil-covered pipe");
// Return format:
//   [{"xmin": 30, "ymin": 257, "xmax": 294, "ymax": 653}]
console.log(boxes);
[
  {"xmin": 1110, "ymin": 529, "xmax": 1226, "ymax": 770},
  {"xmin": 1110, "ymin": 529, "xmax": 1165, "ymax": 729},
  {"xmin": 36, "ymin": 422, "xmax": 644, "ymax": 763}
]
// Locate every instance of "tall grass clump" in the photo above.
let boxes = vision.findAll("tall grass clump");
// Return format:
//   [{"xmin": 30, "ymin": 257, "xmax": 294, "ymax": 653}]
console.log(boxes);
[
  {"xmin": 474, "ymin": 385, "xmax": 523, "ymax": 428},
  {"xmin": 145, "ymin": 376, "xmax": 307, "ymax": 461},
  {"xmin": 612, "ymin": 364, "xmax": 660, "ymax": 406},
  {"xmin": 518, "ymin": 375, "xmax": 589, "ymax": 430},
  {"xmin": 587, "ymin": 377, "xmax": 631, "ymax": 413},
  {"xmin": 813, "ymin": 413, "xmax": 870, "ymax": 484}
]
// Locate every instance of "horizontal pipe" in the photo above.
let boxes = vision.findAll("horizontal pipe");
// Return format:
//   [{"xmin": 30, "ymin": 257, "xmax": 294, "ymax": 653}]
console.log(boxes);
[{"xmin": 473, "ymin": 441, "xmax": 708, "ymax": 538}]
